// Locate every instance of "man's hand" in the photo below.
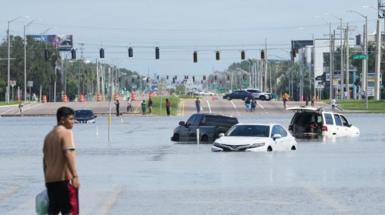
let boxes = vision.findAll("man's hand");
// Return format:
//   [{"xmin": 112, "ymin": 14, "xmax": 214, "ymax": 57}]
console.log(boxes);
[{"xmin": 72, "ymin": 177, "xmax": 80, "ymax": 189}]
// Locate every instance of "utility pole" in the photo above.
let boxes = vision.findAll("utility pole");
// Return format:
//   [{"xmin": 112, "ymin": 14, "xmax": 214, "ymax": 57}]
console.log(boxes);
[
  {"xmin": 345, "ymin": 24, "xmax": 351, "ymax": 99},
  {"xmin": 24, "ymin": 20, "xmax": 33, "ymax": 102},
  {"xmin": 330, "ymin": 30, "xmax": 335, "ymax": 100},
  {"xmin": 375, "ymin": 17, "xmax": 382, "ymax": 100},
  {"xmin": 339, "ymin": 18, "xmax": 344, "ymax": 100},
  {"xmin": 264, "ymin": 39, "xmax": 268, "ymax": 92},
  {"xmin": 7, "ymin": 17, "xmax": 21, "ymax": 103}
]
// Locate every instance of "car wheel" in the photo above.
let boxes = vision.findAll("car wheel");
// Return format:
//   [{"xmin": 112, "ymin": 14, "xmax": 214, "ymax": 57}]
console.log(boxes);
[
  {"xmin": 291, "ymin": 145, "xmax": 296, "ymax": 151},
  {"xmin": 260, "ymin": 96, "xmax": 266, "ymax": 101},
  {"xmin": 201, "ymin": 135, "xmax": 209, "ymax": 142},
  {"xmin": 267, "ymin": 146, "xmax": 273, "ymax": 152},
  {"xmin": 173, "ymin": 134, "xmax": 180, "ymax": 141}
]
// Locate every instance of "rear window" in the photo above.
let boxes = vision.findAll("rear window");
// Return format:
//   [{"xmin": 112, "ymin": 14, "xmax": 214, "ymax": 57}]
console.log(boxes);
[
  {"xmin": 203, "ymin": 115, "xmax": 237, "ymax": 126},
  {"xmin": 324, "ymin": 113, "xmax": 334, "ymax": 125}
]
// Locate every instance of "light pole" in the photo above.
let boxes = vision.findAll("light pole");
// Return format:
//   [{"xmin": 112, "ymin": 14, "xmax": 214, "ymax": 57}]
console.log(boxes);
[
  {"xmin": 24, "ymin": 20, "xmax": 34, "ymax": 102},
  {"xmin": 348, "ymin": 10, "xmax": 368, "ymax": 108},
  {"xmin": 6, "ymin": 16, "xmax": 22, "ymax": 103}
]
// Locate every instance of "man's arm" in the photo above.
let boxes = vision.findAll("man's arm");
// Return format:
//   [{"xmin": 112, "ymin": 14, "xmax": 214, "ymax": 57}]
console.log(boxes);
[{"xmin": 62, "ymin": 131, "xmax": 80, "ymax": 188}]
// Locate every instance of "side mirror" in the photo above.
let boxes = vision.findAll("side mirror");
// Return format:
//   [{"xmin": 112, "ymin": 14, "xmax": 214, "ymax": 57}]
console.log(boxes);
[
  {"xmin": 179, "ymin": 121, "xmax": 186, "ymax": 126},
  {"xmin": 219, "ymin": 133, "xmax": 225, "ymax": 137},
  {"xmin": 273, "ymin": 134, "xmax": 282, "ymax": 141}
]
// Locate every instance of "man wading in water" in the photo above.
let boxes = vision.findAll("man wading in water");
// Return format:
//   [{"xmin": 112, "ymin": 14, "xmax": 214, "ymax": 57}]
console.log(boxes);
[{"xmin": 43, "ymin": 107, "xmax": 79, "ymax": 214}]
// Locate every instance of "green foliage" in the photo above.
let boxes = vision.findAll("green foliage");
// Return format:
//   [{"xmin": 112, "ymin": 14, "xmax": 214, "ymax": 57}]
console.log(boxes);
[
  {"xmin": 338, "ymin": 100, "xmax": 385, "ymax": 112},
  {"xmin": 148, "ymin": 96, "xmax": 180, "ymax": 115}
]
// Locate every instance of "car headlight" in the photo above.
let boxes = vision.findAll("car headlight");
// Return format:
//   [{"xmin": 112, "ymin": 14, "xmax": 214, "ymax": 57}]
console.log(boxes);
[{"xmin": 249, "ymin": 142, "xmax": 265, "ymax": 148}]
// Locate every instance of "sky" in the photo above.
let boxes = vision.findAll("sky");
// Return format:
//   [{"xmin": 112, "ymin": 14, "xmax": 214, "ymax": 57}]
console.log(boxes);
[{"xmin": 0, "ymin": 0, "xmax": 381, "ymax": 78}]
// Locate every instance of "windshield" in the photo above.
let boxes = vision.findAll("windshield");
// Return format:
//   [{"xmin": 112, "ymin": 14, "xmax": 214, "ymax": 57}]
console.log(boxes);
[
  {"xmin": 75, "ymin": 110, "xmax": 93, "ymax": 118},
  {"xmin": 226, "ymin": 125, "xmax": 270, "ymax": 137}
]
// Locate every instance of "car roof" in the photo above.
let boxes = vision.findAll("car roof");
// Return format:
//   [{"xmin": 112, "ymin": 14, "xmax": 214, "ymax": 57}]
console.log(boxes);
[
  {"xmin": 234, "ymin": 123, "xmax": 277, "ymax": 127},
  {"xmin": 193, "ymin": 113, "xmax": 237, "ymax": 118},
  {"xmin": 287, "ymin": 106, "xmax": 322, "ymax": 112}
]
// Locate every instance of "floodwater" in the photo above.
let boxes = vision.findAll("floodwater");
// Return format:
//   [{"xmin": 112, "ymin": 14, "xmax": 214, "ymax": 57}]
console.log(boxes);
[{"xmin": 1, "ymin": 113, "xmax": 385, "ymax": 215}]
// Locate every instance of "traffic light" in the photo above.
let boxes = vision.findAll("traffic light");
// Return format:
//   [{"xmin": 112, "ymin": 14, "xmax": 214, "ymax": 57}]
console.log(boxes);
[
  {"xmin": 155, "ymin": 47, "xmax": 160, "ymax": 59},
  {"xmin": 71, "ymin": 49, "xmax": 76, "ymax": 60},
  {"xmin": 157, "ymin": 75, "xmax": 159, "ymax": 80},
  {"xmin": 193, "ymin": 51, "xmax": 198, "ymax": 63},
  {"xmin": 261, "ymin": 50, "xmax": 265, "ymax": 60},
  {"xmin": 227, "ymin": 75, "xmax": 230, "ymax": 81},
  {"xmin": 172, "ymin": 77, "xmax": 175, "ymax": 84},
  {"xmin": 203, "ymin": 75, "xmax": 206, "ymax": 81},
  {"xmin": 166, "ymin": 75, "xmax": 169, "ymax": 80},
  {"xmin": 216, "ymin": 51, "xmax": 220, "ymax": 61},
  {"xmin": 146, "ymin": 77, "xmax": 149, "ymax": 83},
  {"xmin": 100, "ymin": 48, "xmax": 105, "ymax": 58},
  {"xmin": 241, "ymin": 50, "xmax": 245, "ymax": 60},
  {"xmin": 44, "ymin": 49, "xmax": 49, "ymax": 61},
  {"xmin": 193, "ymin": 76, "xmax": 195, "ymax": 82},
  {"xmin": 128, "ymin": 47, "xmax": 133, "ymax": 58},
  {"xmin": 214, "ymin": 75, "xmax": 217, "ymax": 81}
]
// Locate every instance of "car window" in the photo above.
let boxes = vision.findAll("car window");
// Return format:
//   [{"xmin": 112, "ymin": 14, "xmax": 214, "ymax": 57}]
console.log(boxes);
[
  {"xmin": 227, "ymin": 125, "xmax": 269, "ymax": 137},
  {"xmin": 340, "ymin": 115, "xmax": 350, "ymax": 127},
  {"xmin": 187, "ymin": 115, "xmax": 198, "ymax": 125},
  {"xmin": 324, "ymin": 113, "xmax": 334, "ymax": 125},
  {"xmin": 75, "ymin": 110, "xmax": 93, "ymax": 117},
  {"xmin": 334, "ymin": 114, "xmax": 342, "ymax": 126},
  {"xmin": 271, "ymin": 125, "xmax": 287, "ymax": 137}
]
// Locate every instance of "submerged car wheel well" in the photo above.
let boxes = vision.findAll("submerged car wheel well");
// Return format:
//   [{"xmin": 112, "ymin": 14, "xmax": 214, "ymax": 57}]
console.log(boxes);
[
  {"xmin": 173, "ymin": 133, "xmax": 180, "ymax": 141},
  {"xmin": 267, "ymin": 146, "xmax": 272, "ymax": 152},
  {"xmin": 201, "ymin": 135, "xmax": 209, "ymax": 142},
  {"xmin": 291, "ymin": 145, "xmax": 296, "ymax": 151}
]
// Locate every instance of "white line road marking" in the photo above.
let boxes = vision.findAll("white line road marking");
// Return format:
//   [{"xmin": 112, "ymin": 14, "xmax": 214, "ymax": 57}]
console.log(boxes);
[
  {"xmin": 97, "ymin": 186, "xmax": 125, "ymax": 215},
  {"xmin": 230, "ymin": 100, "xmax": 241, "ymax": 116},
  {"xmin": 304, "ymin": 185, "xmax": 351, "ymax": 213},
  {"xmin": 257, "ymin": 102, "xmax": 264, "ymax": 109},
  {"xmin": 205, "ymin": 100, "xmax": 212, "ymax": 113}
]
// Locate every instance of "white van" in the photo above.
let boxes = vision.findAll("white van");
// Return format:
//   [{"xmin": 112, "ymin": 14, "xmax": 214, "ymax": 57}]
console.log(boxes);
[{"xmin": 288, "ymin": 107, "xmax": 360, "ymax": 138}]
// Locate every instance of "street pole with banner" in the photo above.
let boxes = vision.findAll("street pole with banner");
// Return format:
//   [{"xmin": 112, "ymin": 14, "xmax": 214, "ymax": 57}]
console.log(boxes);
[{"xmin": 28, "ymin": 81, "xmax": 33, "ymax": 101}]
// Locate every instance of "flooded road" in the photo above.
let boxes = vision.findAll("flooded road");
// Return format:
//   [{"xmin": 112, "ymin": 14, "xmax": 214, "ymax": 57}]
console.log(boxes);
[{"xmin": 1, "ymin": 113, "xmax": 385, "ymax": 214}]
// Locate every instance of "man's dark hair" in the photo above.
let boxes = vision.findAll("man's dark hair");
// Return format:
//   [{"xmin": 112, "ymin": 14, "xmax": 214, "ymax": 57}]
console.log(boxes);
[{"xmin": 56, "ymin": 106, "xmax": 75, "ymax": 123}]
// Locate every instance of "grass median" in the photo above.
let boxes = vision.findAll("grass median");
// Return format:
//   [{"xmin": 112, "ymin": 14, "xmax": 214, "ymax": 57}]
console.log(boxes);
[
  {"xmin": 337, "ymin": 100, "xmax": 385, "ymax": 113},
  {"xmin": 148, "ymin": 96, "xmax": 180, "ymax": 116},
  {"xmin": 0, "ymin": 101, "xmax": 18, "ymax": 106}
]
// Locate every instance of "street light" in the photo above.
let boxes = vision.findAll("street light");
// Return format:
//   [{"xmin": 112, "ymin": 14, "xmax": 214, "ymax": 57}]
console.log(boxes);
[
  {"xmin": 24, "ymin": 20, "xmax": 34, "ymax": 102},
  {"xmin": 6, "ymin": 16, "xmax": 22, "ymax": 103},
  {"xmin": 347, "ymin": 10, "xmax": 368, "ymax": 109}
]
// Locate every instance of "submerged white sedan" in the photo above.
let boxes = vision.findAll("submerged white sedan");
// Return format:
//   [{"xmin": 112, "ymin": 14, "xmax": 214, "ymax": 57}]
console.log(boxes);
[{"xmin": 211, "ymin": 123, "xmax": 297, "ymax": 152}]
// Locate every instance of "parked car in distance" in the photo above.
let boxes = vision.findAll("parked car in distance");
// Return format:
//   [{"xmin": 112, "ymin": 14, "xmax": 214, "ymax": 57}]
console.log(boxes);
[
  {"xmin": 222, "ymin": 90, "xmax": 255, "ymax": 100},
  {"xmin": 171, "ymin": 113, "xmax": 238, "ymax": 142},
  {"xmin": 245, "ymin": 88, "xmax": 272, "ymax": 101},
  {"xmin": 74, "ymin": 109, "xmax": 97, "ymax": 123},
  {"xmin": 212, "ymin": 123, "xmax": 297, "ymax": 152},
  {"xmin": 287, "ymin": 107, "xmax": 360, "ymax": 138}
]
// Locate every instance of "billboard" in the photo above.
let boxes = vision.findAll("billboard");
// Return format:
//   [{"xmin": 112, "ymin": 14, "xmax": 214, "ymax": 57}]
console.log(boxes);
[{"xmin": 28, "ymin": 34, "xmax": 73, "ymax": 51}]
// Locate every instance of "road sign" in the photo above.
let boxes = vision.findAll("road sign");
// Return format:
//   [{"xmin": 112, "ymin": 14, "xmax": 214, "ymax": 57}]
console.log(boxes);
[
  {"xmin": 352, "ymin": 54, "xmax": 368, "ymax": 60},
  {"xmin": 27, "ymin": 81, "xmax": 33, "ymax": 87},
  {"xmin": 9, "ymin": 80, "xmax": 16, "ymax": 87}
]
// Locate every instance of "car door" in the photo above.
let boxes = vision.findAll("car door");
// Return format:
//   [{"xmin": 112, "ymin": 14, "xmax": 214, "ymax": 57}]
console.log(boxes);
[
  {"xmin": 339, "ymin": 114, "xmax": 351, "ymax": 136},
  {"xmin": 271, "ymin": 125, "xmax": 289, "ymax": 151},
  {"xmin": 333, "ymin": 114, "xmax": 344, "ymax": 137},
  {"xmin": 179, "ymin": 115, "xmax": 197, "ymax": 141},
  {"xmin": 187, "ymin": 114, "xmax": 202, "ymax": 141}
]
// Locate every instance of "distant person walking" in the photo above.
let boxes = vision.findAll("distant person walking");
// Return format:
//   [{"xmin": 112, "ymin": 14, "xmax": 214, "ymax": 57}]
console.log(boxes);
[
  {"xmin": 244, "ymin": 98, "xmax": 251, "ymax": 112},
  {"xmin": 331, "ymin": 98, "xmax": 336, "ymax": 111},
  {"xmin": 195, "ymin": 97, "xmax": 201, "ymax": 113},
  {"xmin": 126, "ymin": 97, "xmax": 133, "ymax": 113},
  {"xmin": 282, "ymin": 92, "xmax": 289, "ymax": 109},
  {"xmin": 141, "ymin": 100, "xmax": 146, "ymax": 115},
  {"xmin": 43, "ymin": 107, "xmax": 79, "ymax": 215},
  {"xmin": 148, "ymin": 97, "xmax": 153, "ymax": 114},
  {"xmin": 115, "ymin": 99, "xmax": 120, "ymax": 116},
  {"xmin": 251, "ymin": 98, "xmax": 257, "ymax": 112},
  {"xmin": 18, "ymin": 102, "xmax": 23, "ymax": 115},
  {"xmin": 165, "ymin": 98, "xmax": 171, "ymax": 116},
  {"xmin": 311, "ymin": 96, "xmax": 315, "ymax": 107}
]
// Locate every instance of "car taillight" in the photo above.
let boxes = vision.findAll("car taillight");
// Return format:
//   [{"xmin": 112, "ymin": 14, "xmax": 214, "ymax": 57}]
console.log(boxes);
[
  {"xmin": 322, "ymin": 126, "xmax": 328, "ymax": 131},
  {"xmin": 288, "ymin": 125, "xmax": 293, "ymax": 131}
]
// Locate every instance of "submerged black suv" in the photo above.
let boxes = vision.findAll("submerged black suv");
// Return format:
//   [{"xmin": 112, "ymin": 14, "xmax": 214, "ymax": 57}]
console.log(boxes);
[
  {"xmin": 74, "ymin": 109, "xmax": 97, "ymax": 123},
  {"xmin": 171, "ymin": 113, "xmax": 238, "ymax": 142}
]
